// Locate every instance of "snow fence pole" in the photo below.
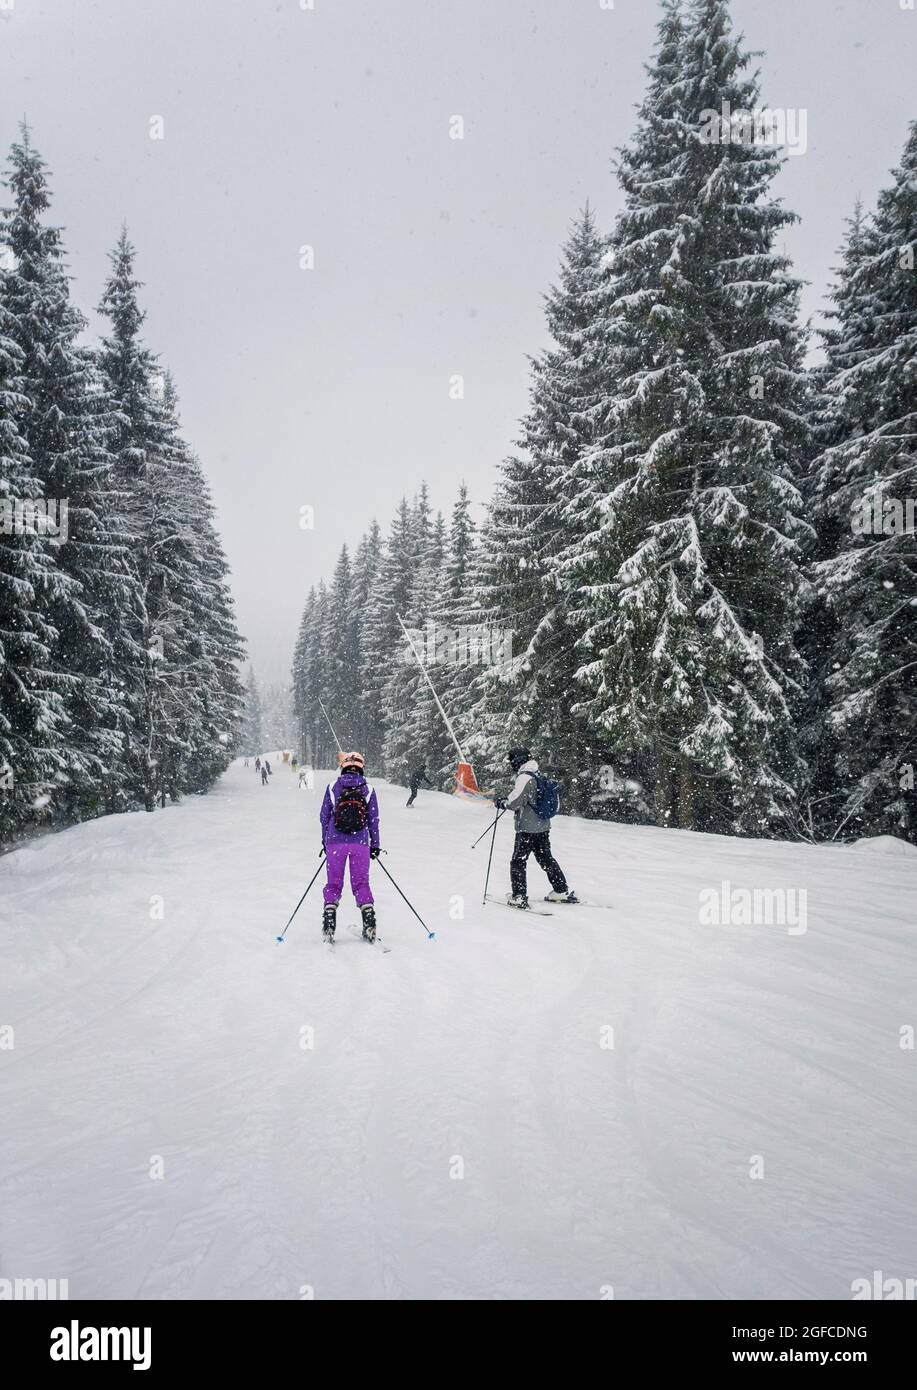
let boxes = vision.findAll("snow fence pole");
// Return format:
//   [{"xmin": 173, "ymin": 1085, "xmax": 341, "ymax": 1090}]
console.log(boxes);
[
  {"xmin": 482, "ymin": 808, "xmax": 502, "ymax": 906},
  {"xmin": 375, "ymin": 856, "xmax": 436, "ymax": 939},
  {"xmin": 317, "ymin": 698, "xmax": 344, "ymax": 755},
  {"xmin": 276, "ymin": 852, "xmax": 326, "ymax": 943},
  {"xmin": 395, "ymin": 614, "xmax": 466, "ymax": 764},
  {"xmin": 472, "ymin": 807, "xmax": 506, "ymax": 849}
]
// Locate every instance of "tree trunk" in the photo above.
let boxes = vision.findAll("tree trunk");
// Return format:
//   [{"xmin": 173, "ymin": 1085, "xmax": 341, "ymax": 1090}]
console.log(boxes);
[
  {"xmin": 655, "ymin": 743, "xmax": 674, "ymax": 824},
  {"xmin": 678, "ymin": 756, "xmax": 695, "ymax": 831}
]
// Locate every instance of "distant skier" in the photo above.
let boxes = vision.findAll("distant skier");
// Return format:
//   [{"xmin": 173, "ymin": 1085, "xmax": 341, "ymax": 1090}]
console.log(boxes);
[
  {"xmin": 265, "ymin": 759, "xmax": 272, "ymax": 776},
  {"xmin": 244, "ymin": 757, "xmax": 249, "ymax": 768},
  {"xmin": 255, "ymin": 757, "xmax": 261, "ymax": 772},
  {"xmin": 495, "ymin": 747, "xmax": 576, "ymax": 908},
  {"xmin": 291, "ymin": 755, "xmax": 298, "ymax": 771},
  {"xmin": 261, "ymin": 765, "xmax": 269, "ymax": 786},
  {"xmin": 319, "ymin": 751, "xmax": 381, "ymax": 942},
  {"xmin": 406, "ymin": 765, "xmax": 432, "ymax": 808}
]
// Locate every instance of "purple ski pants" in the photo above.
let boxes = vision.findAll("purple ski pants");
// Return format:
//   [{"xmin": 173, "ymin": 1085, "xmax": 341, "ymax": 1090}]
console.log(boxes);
[{"xmin": 323, "ymin": 842, "xmax": 374, "ymax": 907}]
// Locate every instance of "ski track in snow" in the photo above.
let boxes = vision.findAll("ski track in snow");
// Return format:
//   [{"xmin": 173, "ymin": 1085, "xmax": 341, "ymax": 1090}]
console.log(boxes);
[{"xmin": 1, "ymin": 763, "xmax": 916, "ymax": 1300}]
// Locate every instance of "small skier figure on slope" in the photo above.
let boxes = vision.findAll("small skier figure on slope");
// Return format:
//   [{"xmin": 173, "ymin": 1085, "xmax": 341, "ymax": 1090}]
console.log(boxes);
[
  {"xmin": 406, "ymin": 764, "xmax": 432, "ymax": 807},
  {"xmin": 319, "ymin": 751, "xmax": 381, "ymax": 941},
  {"xmin": 495, "ymin": 746, "xmax": 576, "ymax": 909}
]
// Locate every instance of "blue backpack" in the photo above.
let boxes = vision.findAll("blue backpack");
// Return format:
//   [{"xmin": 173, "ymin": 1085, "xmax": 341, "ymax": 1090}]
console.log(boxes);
[{"xmin": 527, "ymin": 771, "xmax": 560, "ymax": 820}]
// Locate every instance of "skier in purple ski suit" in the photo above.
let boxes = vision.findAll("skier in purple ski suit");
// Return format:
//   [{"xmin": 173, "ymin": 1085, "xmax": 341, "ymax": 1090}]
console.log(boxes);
[{"xmin": 319, "ymin": 751, "xmax": 381, "ymax": 941}]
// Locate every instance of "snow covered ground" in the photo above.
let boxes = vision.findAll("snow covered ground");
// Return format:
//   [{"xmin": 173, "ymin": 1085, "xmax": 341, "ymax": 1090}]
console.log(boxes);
[{"xmin": 2, "ymin": 761, "xmax": 916, "ymax": 1300}]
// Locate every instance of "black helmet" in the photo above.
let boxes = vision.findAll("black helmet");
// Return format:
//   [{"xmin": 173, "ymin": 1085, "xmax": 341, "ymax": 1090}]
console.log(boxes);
[{"xmin": 507, "ymin": 746, "xmax": 531, "ymax": 772}]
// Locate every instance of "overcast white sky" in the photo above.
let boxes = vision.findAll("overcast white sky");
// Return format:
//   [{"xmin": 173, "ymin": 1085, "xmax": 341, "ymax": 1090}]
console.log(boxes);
[{"xmin": 1, "ymin": 0, "xmax": 914, "ymax": 682}]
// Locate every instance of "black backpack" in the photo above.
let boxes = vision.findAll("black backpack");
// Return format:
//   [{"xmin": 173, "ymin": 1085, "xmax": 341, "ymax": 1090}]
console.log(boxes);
[
  {"xmin": 333, "ymin": 784, "xmax": 369, "ymax": 834},
  {"xmin": 527, "ymin": 771, "xmax": 560, "ymax": 820}
]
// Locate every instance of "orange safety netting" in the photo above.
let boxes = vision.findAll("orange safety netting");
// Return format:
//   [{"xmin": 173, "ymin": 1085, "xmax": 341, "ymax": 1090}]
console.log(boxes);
[{"xmin": 454, "ymin": 761, "xmax": 480, "ymax": 796}]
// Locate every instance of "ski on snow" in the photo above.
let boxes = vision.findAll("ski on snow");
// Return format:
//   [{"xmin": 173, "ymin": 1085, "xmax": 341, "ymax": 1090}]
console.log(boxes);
[
  {"xmin": 484, "ymin": 894, "xmax": 553, "ymax": 916},
  {"xmin": 321, "ymin": 926, "xmax": 391, "ymax": 952},
  {"xmin": 347, "ymin": 924, "xmax": 391, "ymax": 953}
]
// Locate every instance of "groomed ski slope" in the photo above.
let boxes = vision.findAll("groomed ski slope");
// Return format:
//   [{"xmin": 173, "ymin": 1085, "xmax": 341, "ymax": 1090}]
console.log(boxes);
[{"xmin": 2, "ymin": 761, "xmax": 916, "ymax": 1301}]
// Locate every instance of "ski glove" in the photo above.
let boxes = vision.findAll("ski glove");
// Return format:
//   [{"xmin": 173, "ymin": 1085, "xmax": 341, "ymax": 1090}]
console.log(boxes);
[
  {"xmin": 494, "ymin": 798, "xmax": 508, "ymax": 810},
  {"xmin": 370, "ymin": 846, "xmax": 382, "ymax": 859}
]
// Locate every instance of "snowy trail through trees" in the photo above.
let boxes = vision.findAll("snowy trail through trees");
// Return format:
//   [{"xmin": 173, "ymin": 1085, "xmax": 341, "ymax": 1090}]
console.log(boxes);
[{"xmin": 2, "ymin": 763, "xmax": 916, "ymax": 1299}]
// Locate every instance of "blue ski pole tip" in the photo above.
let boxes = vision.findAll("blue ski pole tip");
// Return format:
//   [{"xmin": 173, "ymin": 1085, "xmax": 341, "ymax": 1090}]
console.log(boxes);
[
  {"xmin": 428, "ymin": 931, "xmax": 436, "ymax": 940},
  {"xmin": 276, "ymin": 936, "xmax": 284, "ymax": 943}
]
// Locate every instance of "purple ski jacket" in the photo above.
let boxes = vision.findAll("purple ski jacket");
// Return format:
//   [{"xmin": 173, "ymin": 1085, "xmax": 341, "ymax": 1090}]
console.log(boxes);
[{"xmin": 320, "ymin": 772, "xmax": 380, "ymax": 849}]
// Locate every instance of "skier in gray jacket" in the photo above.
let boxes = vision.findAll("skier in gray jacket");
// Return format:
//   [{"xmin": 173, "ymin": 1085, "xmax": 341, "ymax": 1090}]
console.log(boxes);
[{"xmin": 495, "ymin": 746, "xmax": 576, "ymax": 908}]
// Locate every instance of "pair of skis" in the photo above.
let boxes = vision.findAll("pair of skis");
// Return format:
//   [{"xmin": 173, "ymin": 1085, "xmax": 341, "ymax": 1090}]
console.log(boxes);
[
  {"xmin": 484, "ymin": 893, "xmax": 560, "ymax": 917},
  {"xmin": 484, "ymin": 894, "xmax": 612, "ymax": 917},
  {"xmin": 323, "ymin": 924, "xmax": 391, "ymax": 953}
]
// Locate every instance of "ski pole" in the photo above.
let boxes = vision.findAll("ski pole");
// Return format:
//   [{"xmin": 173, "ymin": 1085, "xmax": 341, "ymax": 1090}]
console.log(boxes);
[
  {"xmin": 374, "ymin": 856, "xmax": 436, "ymax": 940},
  {"xmin": 276, "ymin": 851, "xmax": 325, "ymax": 943},
  {"xmin": 471, "ymin": 807, "xmax": 506, "ymax": 849},
  {"xmin": 482, "ymin": 808, "xmax": 502, "ymax": 906}
]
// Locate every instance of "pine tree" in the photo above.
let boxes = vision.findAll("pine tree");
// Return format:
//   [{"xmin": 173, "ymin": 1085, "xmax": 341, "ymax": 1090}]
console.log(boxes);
[
  {"xmin": 808, "ymin": 123, "xmax": 917, "ymax": 841},
  {"xmin": 307, "ymin": 581, "xmax": 335, "ymax": 767},
  {"xmin": 2, "ymin": 126, "xmax": 136, "ymax": 823},
  {"xmin": 239, "ymin": 667, "xmax": 264, "ymax": 757},
  {"xmin": 360, "ymin": 498, "xmax": 416, "ymax": 767},
  {"xmin": 570, "ymin": 0, "xmax": 812, "ymax": 835},
  {"xmin": 511, "ymin": 205, "xmax": 614, "ymax": 808},
  {"xmin": 350, "ymin": 520, "xmax": 382, "ymax": 752},
  {"xmin": 292, "ymin": 586, "xmax": 317, "ymax": 761},
  {"xmin": 161, "ymin": 378, "xmax": 244, "ymax": 789},
  {"xmin": 98, "ymin": 230, "xmax": 242, "ymax": 808},
  {"xmin": 260, "ymin": 681, "xmax": 296, "ymax": 754},
  {"xmin": 384, "ymin": 509, "xmax": 448, "ymax": 783},
  {"xmin": 463, "ymin": 209, "xmax": 615, "ymax": 797},
  {"xmin": 0, "ymin": 292, "xmax": 69, "ymax": 840},
  {"xmin": 434, "ymin": 482, "xmax": 478, "ymax": 781},
  {"xmin": 796, "ymin": 203, "xmax": 870, "ymax": 837},
  {"xmin": 322, "ymin": 545, "xmax": 362, "ymax": 747}
]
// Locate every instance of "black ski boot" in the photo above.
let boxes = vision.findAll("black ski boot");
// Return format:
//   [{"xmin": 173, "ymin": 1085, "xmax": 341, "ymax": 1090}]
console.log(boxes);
[
  {"xmin": 322, "ymin": 903, "xmax": 337, "ymax": 940},
  {"xmin": 361, "ymin": 903, "xmax": 377, "ymax": 943}
]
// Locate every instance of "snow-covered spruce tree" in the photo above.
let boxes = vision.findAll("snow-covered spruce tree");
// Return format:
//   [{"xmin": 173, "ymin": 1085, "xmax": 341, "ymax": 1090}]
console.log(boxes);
[
  {"xmin": 557, "ymin": 8, "xmax": 684, "ymax": 825},
  {"xmin": 796, "ymin": 202, "xmax": 871, "ymax": 837},
  {"xmin": 807, "ymin": 124, "xmax": 917, "ymax": 842},
  {"xmin": 260, "ymin": 682, "xmax": 296, "ymax": 754},
  {"xmin": 0, "ymin": 293, "xmax": 70, "ymax": 841},
  {"xmin": 2, "ymin": 126, "xmax": 136, "ymax": 824},
  {"xmin": 360, "ymin": 497, "xmax": 417, "ymax": 769},
  {"xmin": 321, "ymin": 544, "xmax": 362, "ymax": 748},
  {"xmin": 571, "ymin": 0, "xmax": 812, "ymax": 835},
  {"xmin": 432, "ymin": 481, "xmax": 478, "ymax": 782},
  {"xmin": 465, "ymin": 207, "xmax": 616, "ymax": 800},
  {"xmin": 383, "ymin": 509, "xmax": 449, "ymax": 785},
  {"xmin": 239, "ymin": 666, "xmax": 264, "ymax": 758},
  {"xmin": 350, "ymin": 519, "xmax": 382, "ymax": 753},
  {"xmin": 160, "ymin": 379, "xmax": 244, "ymax": 788},
  {"xmin": 292, "ymin": 585, "xmax": 319, "ymax": 762},
  {"xmin": 301, "ymin": 578, "xmax": 333, "ymax": 772},
  {"xmin": 98, "ymin": 231, "xmax": 242, "ymax": 809},
  {"xmin": 291, "ymin": 594, "xmax": 309, "ymax": 757}
]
